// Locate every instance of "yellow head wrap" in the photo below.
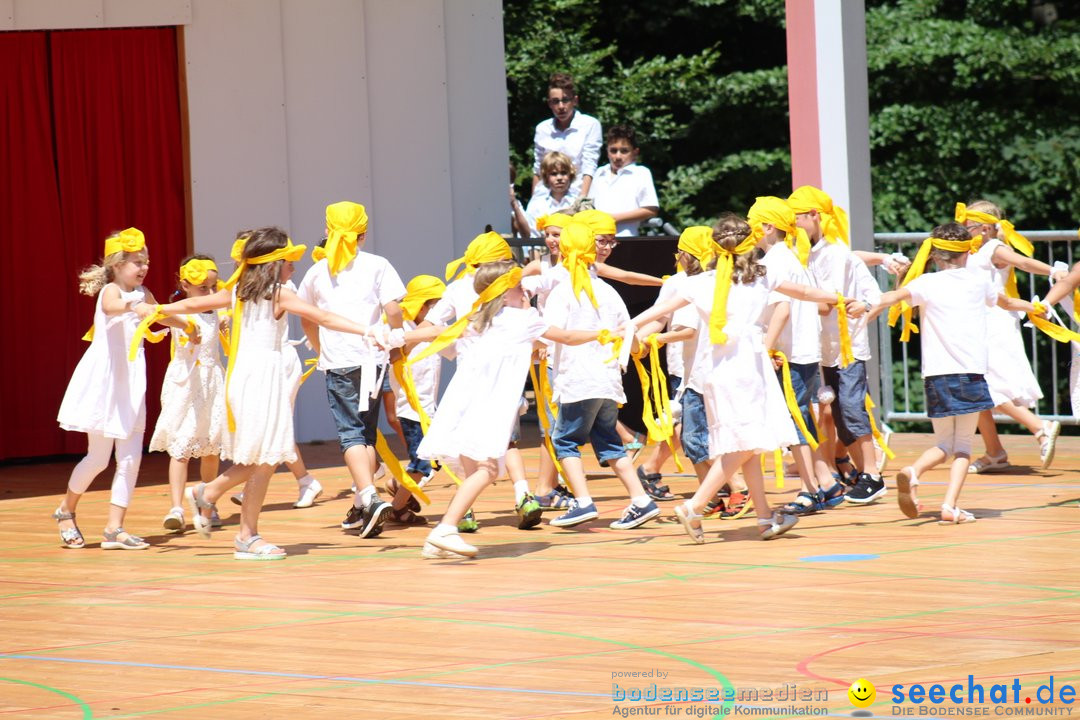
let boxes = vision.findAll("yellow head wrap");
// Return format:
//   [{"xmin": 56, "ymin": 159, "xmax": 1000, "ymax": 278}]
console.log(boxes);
[
  {"xmin": 676, "ymin": 226, "xmax": 719, "ymax": 271},
  {"xmin": 887, "ymin": 236, "xmax": 975, "ymax": 341},
  {"xmin": 400, "ymin": 275, "xmax": 446, "ymax": 323},
  {"xmin": 179, "ymin": 258, "xmax": 218, "ymax": 286},
  {"xmin": 709, "ymin": 231, "xmax": 760, "ymax": 344},
  {"xmin": 445, "ymin": 231, "xmax": 513, "ymax": 281},
  {"xmin": 311, "ymin": 246, "xmax": 327, "ymax": 262},
  {"xmin": 573, "ymin": 209, "xmax": 617, "ymax": 237},
  {"xmin": 323, "ymin": 201, "xmax": 368, "ymax": 276},
  {"xmin": 954, "ymin": 202, "xmax": 1033, "ymax": 298},
  {"xmin": 104, "ymin": 228, "xmax": 146, "ymax": 257},
  {"xmin": 536, "ymin": 213, "xmax": 575, "ymax": 232},
  {"xmin": 559, "ymin": 221, "xmax": 598, "ymax": 308},
  {"xmin": 787, "ymin": 186, "xmax": 850, "ymax": 245},
  {"xmin": 748, "ymin": 196, "xmax": 812, "ymax": 266}
]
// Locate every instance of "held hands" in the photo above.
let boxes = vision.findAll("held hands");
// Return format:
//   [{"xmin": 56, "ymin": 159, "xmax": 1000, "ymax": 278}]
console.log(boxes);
[
  {"xmin": 133, "ymin": 302, "xmax": 157, "ymax": 320},
  {"xmin": 883, "ymin": 253, "xmax": 912, "ymax": 277},
  {"xmin": 185, "ymin": 320, "xmax": 202, "ymax": 346},
  {"xmin": 845, "ymin": 299, "xmax": 870, "ymax": 318},
  {"xmin": 365, "ymin": 325, "xmax": 406, "ymax": 350}
]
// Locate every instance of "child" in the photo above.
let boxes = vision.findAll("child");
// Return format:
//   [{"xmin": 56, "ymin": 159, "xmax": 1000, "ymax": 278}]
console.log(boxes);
[
  {"xmin": 55, "ymin": 228, "xmax": 188, "ymax": 550},
  {"xmin": 870, "ymin": 223, "xmax": 1037, "ymax": 523},
  {"xmin": 417, "ymin": 260, "xmax": 602, "ymax": 558},
  {"xmin": 296, "ymin": 202, "xmax": 406, "ymax": 538},
  {"xmin": 543, "ymin": 221, "xmax": 661, "ymax": 530},
  {"xmin": 157, "ymin": 227, "xmax": 414, "ymax": 560},
  {"xmin": 586, "ymin": 124, "xmax": 659, "ymax": 237},
  {"xmin": 574, "ymin": 209, "xmax": 663, "ymax": 288},
  {"xmin": 149, "ymin": 255, "xmax": 226, "ymax": 532},
  {"xmin": 519, "ymin": 151, "xmax": 578, "ymax": 237},
  {"xmin": 532, "ymin": 72, "xmax": 602, "ymax": 200},
  {"xmin": 631, "ymin": 220, "xmax": 851, "ymax": 543},
  {"xmin": 956, "ymin": 201, "xmax": 1064, "ymax": 471}
]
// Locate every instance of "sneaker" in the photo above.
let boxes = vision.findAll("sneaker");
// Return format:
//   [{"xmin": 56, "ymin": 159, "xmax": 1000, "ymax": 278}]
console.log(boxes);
[
  {"xmin": 210, "ymin": 506, "xmax": 223, "ymax": 528},
  {"xmin": 359, "ymin": 498, "xmax": 391, "ymax": 538},
  {"xmin": 609, "ymin": 500, "xmax": 660, "ymax": 529},
  {"xmin": 549, "ymin": 501, "xmax": 599, "ymax": 528},
  {"xmin": 421, "ymin": 541, "xmax": 467, "ymax": 560},
  {"xmin": 1039, "ymin": 420, "xmax": 1061, "ymax": 469},
  {"xmin": 536, "ymin": 489, "xmax": 572, "ymax": 511},
  {"xmin": 162, "ymin": 507, "xmax": 185, "ymax": 533},
  {"xmin": 457, "ymin": 509, "xmax": 479, "ymax": 533},
  {"xmin": 515, "ymin": 494, "xmax": 543, "ymax": 529},
  {"xmin": 426, "ymin": 528, "xmax": 478, "ymax": 557},
  {"xmin": 418, "ymin": 469, "xmax": 436, "ymax": 488},
  {"xmin": 845, "ymin": 473, "xmax": 886, "ymax": 504},
  {"xmin": 293, "ymin": 477, "xmax": 323, "ymax": 508}
]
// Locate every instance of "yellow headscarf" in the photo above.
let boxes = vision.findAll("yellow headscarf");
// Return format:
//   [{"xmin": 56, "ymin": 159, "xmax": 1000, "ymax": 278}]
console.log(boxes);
[
  {"xmin": 311, "ymin": 246, "xmax": 327, "ymax": 262},
  {"xmin": 536, "ymin": 212, "xmax": 575, "ymax": 232},
  {"xmin": 887, "ymin": 236, "xmax": 975, "ymax": 341},
  {"xmin": 676, "ymin": 226, "xmax": 719, "ymax": 270},
  {"xmin": 323, "ymin": 201, "xmax": 368, "ymax": 276},
  {"xmin": 104, "ymin": 228, "xmax": 146, "ymax": 257},
  {"xmin": 400, "ymin": 275, "xmax": 446, "ymax": 323},
  {"xmin": 787, "ymin": 186, "xmax": 850, "ymax": 245},
  {"xmin": 573, "ymin": 209, "xmax": 617, "ymax": 237},
  {"xmin": 709, "ymin": 230, "xmax": 760, "ymax": 344},
  {"xmin": 179, "ymin": 258, "xmax": 218, "ymax": 286},
  {"xmin": 954, "ymin": 202, "xmax": 1032, "ymax": 298},
  {"xmin": 559, "ymin": 221, "xmax": 598, "ymax": 308},
  {"xmin": 748, "ymin": 196, "xmax": 812, "ymax": 266},
  {"xmin": 445, "ymin": 231, "xmax": 513, "ymax": 281}
]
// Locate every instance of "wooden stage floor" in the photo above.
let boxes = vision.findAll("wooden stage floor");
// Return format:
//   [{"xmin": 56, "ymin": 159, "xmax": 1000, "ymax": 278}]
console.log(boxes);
[{"xmin": 2, "ymin": 431, "xmax": 1078, "ymax": 719}]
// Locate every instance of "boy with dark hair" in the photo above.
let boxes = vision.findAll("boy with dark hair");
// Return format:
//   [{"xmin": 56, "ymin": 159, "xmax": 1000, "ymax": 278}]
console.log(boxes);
[
  {"xmin": 532, "ymin": 73, "xmax": 602, "ymax": 200},
  {"xmin": 587, "ymin": 124, "xmax": 659, "ymax": 237}
]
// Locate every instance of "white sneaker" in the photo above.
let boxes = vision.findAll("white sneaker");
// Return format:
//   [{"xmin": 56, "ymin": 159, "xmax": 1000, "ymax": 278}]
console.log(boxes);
[
  {"xmin": 293, "ymin": 477, "xmax": 323, "ymax": 508},
  {"xmin": 1039, "ymin": 420, "xmax": 1061, "ymax": 468},
  {"xmin": 162, "ymin": 507, "xmax": 185, "ymax": 533},
  {"xmin": 426, "ymin": 528, "xmax": 477, "ymax": 557},
  {"xmin": 418, "ymin": 469, "xmax": 436, "ymax": 489},
  {"xmin": 421, "ymin": 541, "xmax": 467, "ymax": 559}
]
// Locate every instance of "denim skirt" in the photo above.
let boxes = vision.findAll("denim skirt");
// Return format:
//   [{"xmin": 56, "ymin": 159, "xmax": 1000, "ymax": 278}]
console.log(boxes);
[{"xmin": 924, "ymin": 373, "xmax": 994, "ymax": 418}]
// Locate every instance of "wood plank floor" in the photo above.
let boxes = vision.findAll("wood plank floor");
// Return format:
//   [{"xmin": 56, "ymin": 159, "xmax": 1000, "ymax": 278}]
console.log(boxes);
[{"xmin": 1, "ymin": 430, "xmax": 1078, "ymax": 719}]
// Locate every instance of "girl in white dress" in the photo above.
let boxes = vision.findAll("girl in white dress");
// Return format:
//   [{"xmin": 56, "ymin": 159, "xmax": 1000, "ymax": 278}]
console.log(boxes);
[
  {"xmin": 957, "ymin": 201, "xmax": 1064, "ymax": 472},
  {"xmin": 55, "ymin": 228, "xmax": 189, "ymax": 550},
  {"xmin": 155, "ymin": 227, "xmax": 422, "ymax": 560},
  {"xmin": 416, "ymin": 260, "xmax": 602, "ymax": 559},
  {"xmin": 149, "ymin": 255, "xmax": 226, "ymax": 533},
  {"xmin": 631, "ymin": 221, "xmax": 850, "ymax": 544}
]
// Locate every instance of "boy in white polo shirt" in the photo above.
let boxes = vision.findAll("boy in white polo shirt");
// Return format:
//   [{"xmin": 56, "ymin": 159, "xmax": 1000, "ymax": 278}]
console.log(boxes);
[
  {"xmin": 297, "ymin": 201, "xmax": 407, "ymax": 539},
  {"xmin": 587, "ymin": 124, "xmax": 659, "ymax": 237},
  {"xmin": 532, "ymin": 73, "xmax": 602, "ymax": 200}
]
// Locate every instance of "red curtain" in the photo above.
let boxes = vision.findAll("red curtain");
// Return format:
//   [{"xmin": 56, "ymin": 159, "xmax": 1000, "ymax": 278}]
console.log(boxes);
[{"xmin": 0, "ymin": 28, "xmax": 187, "ymax": 460}]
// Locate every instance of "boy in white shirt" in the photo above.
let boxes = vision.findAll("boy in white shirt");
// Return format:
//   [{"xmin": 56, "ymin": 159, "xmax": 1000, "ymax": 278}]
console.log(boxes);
[
  {"xmin": 518, "ymin": 151, "xmax": 578, "ymax": 237},
  {"xmin": 587, "ymin": 124, "xmax": 659, "ymax": 237},
  {"xmin": 297, "ymin": 202, "xmax": 406, "ymax": 539},
  {"xmin": 532, "ymin": 73, "xmax": 602, "ymax": 200},
  {"xmin": 543, "ymin": 222, "xmax": 659, "ymax": 530}
]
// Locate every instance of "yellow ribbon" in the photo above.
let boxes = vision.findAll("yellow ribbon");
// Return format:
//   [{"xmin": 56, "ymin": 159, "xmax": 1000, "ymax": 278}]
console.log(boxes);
[
  {"xmin": 888, "ymin": 237, "xmax": 975, "ymax": 341},
  {"xmin": 390, "ymin": 359, "xmax": 463, "ymax": 487},
  {"xmin": 787, "ymin": 186, "xmax": 849, "ymax": 245},
  {"xmin": 528, "ymin": 362, "xmax": 569, "ymax": 483},
  {"xmin": 955, "ymin": 203, "xmax": 1032, "ymax": 299},
  {"xmin": 677, "ymin": 226, "xmax": 719, "ymax": 269},
  {"xmin": 762, "ymin": 450, "xmax": 785, "ymax": 490},
  {"xmin": 311, "ymin": 246, "xmax": 326, "ymax": 263},
  {"xmin": 179, "ymin": 258, "xmax": 218, "ymax": 286},
  {"xmin": 103, "ymin": 228, "xmax": 146, "ymax": 257},
  {"xmin": 572, "ymin": 209, "xmax": 617, "ymax": 237},
  {"xmin": 836, "ymin": 293, "xmax": 855, "ymax": 368},
  {"xmin": 400, "ymin": 275, "xmax": 447, "ymax": 323},
  {"xmin": 129, "ymin": 305, "xmax": 166, "ymax": 361},
  {"xmin": 323, "ymin": 201, "xmax": 368, "ymax": 276},
  {"xmin": 560, "ymin": 221, "xmax": 599, "ymax": 309},
  {"xmin": 748, "ymin": 196, "xmax": 812, "ymax": 267},
  {"xmin": 1029, "ymin": 303, "xmax": 1080, "ymax": 343},
  {"xmin": 596, "ymin": 328, "xmax": 623, "ymax": 364},
  {"xmin": 709, "ymin": 233, "xmax": 760, "ymax": 344},
  {"xmin": 629, "ymin": 334, "xmax": 683, "ymax": 472},
  {"xmin": 865, "ymin": 394, "xmax": 895, "ymax": 460},
  {"xmin": 536, "ymin": 212, "xmax": 575, "ymax": 232},
  {"xmin": 374, "ymin": 430, "xmax": 430, "ymax": 505},
  {"xmin": 769, "ymin": 350, "xmax": 819, "ymax": 451},
  {"xmin": 445, "ymin": 231, "xmax": 512, "ymax": 281}
]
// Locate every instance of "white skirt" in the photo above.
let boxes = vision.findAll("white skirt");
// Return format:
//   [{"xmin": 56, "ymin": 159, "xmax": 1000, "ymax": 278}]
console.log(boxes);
[{"xmin": 984, "ymin": 308, "xmax": 1042, "ymax": 408}]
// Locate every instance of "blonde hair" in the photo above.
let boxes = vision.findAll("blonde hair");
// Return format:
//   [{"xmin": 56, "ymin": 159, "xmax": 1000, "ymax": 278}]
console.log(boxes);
[
  {"xmin": 236, "ymin": 227, "xmax": 289, "ymax": 303},
  {"xmin": 966, "ymin": 199, "xmax": 1003, "ymax": 219},
  {"xmin": 540, "ymin": 151, "xmax": 576, "ymax": 188},
  {"xmin": 714, "ymin": 219, "xmax": 764, "ymax": 285},
  {"xmin": 470, "ymin": 259, "xmax": 518, "ymax": 333},
  {"xmin": 78, "ymin": 249, "xmax": 145, "ymax": 296}
]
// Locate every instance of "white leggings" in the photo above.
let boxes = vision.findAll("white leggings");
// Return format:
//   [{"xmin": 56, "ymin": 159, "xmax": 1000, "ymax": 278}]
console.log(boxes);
[
  {"xmin": 67, "ymin": 431, "xmax": 144, "ymax": 508},
  {"xmin": 931, "ymin": 413, "xmax": 979, "ymax": 458}
]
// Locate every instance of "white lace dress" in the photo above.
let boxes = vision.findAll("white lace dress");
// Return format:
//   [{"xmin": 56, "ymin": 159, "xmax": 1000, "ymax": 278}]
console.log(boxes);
[
  {"xmin": 220, "ymin": 293, "xmax": 301, "ymax": 466},
  {"xmin": 149, "ymin": 311, "xmax": 225, "ymax": 459},
  {"xmin": 57, "ymin": 285, "xmax": 148, "ymax": 439}
]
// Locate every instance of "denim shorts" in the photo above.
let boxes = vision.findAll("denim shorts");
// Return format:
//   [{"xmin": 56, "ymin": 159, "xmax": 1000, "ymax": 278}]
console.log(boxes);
[
  {"xmin": 399, "ymin": 417, "xmax": 432, "ymax": 475},
  {"xmin": 325, "ymin": 365, "xmax": 382, "ymax": 453},
  {"xmin": 924, "ymin": 373, "xmax": 993, "ymax": 419},
  {"xmin": 780, "ymin": 361, "xmax": 820, "ymax": 446},
  {"xmin": 822, "ymin": 361, "xmax": 872, "ymax": 447},
  {"xmin": 679, "ymin": 387, "xmax": 709, "ymax": 465},
  {"xmin": 380, "ymin": 370, "xmax": 392, "ymax": 394},
  {"xmin": 552, "ymin": 398, "xmax": 625, "ymax": 464}
]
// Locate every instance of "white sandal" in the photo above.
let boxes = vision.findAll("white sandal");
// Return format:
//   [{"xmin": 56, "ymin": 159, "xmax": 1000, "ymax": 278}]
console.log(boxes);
[
  {"xmin": 102, "ymin": 527, "xmax": 149, "ymax": 550},
  {"xmin": 1037, "ymin": 421, "xmax": 1060, "ymax": 469},
  {"xmin": 939, "ymin": 504, "xmax": 976, "ymax": 524},
  {"xmin": 967, "ymin": 452, "xmax": 1008, "ymax": 474},
  {"xmin": 185, "ymin": 483, "xmax": 214, "ymax": 539},
  {"xmin": 233, "ymin": 534, "xmax": 286, "ymax": 560},
  {"xmin": 52, "ymin": 507, "xmax": 85, "ymax": 549},
  {"xmin": 758, "ymin": 512, "xmax": 798, "ymax": 540},
  {"xmin": 674, "ymin": 501, "xmax": 705, "ymax": 544},
  {"xmin": 896, "ymin": 467, "xmax": 922, "ymax": 519}
]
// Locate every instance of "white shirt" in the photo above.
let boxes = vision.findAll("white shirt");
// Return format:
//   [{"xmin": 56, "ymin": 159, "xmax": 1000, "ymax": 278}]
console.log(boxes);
[
  {"xmin": 906, "ymin": 269, "xmax": 996, "ymax": 377},
  {"xmin": 655, "ymin": 272, "xmax": 688, "ymax": 379},
  {"xmin": 426, "ymin": 275, "xmax": 481, "ymax": 361},
  {"xmin": 523, "ymin": 193, "xmax": 577, "ymax": 238},
  {"xmin": 532, "ymin": 111, "xmax": 602, "ymax": 198},
  {"xmin": 390, "ymin": 320, "xmax": 441, "ymax": 421},
  {"xmin": 587, "ymin": 163, "xmax": 659, "ymax": 236},
  {"xmin": 296, "ymin": 252, "xmax": 406, "ymax": 370},
  {"xmin": 807, "ymin": 240, "xmax": 881, "ymax": 366},
  {"xmin": 760, "ymin": 242, "xmax": 822, "ymax": 365},
  {"xmin": 542, "ymin": 275, "xmax": 630, "ymax": 404}
]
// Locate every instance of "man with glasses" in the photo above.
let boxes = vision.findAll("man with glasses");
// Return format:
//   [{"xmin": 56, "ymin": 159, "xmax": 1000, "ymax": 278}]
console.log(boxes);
[{"xmin": 532, "ymin": 73, "xmax": 602, "ymax": 201}]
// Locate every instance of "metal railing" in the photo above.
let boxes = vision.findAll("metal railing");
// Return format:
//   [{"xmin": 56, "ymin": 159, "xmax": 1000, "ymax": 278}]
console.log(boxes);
[{"xmin": 873, "ymin": 230, "xmax": 1079, "ymax": 426}]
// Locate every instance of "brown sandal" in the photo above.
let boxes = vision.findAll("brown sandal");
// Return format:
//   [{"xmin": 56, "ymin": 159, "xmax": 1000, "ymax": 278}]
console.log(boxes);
[{"xmin": 388, "ymin": 507, "xmax": 427, "ymax": 525}]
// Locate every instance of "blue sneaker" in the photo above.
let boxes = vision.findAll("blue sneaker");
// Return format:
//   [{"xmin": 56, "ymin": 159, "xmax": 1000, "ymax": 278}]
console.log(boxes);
[
  {"xmin": 549, "ymin": 501, "xmax": 598, "ymax": 528},
  {"xmin": 609, "ymin": 500, "xmax": 660, "ymax": 529}
]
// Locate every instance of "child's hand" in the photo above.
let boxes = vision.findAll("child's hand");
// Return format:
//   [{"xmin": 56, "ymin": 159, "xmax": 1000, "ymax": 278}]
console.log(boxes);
[
  {"xmin": 134, "ymin": 302, "xmax": 157, "ymax": 320},
  {"xmin": 187, "ymin": 323, "xmax": 202, "ymax": 345},
  {"xmin": 845, "ymin": 299, "xmax": 869, "ymax": 318},
  {"xmin": 865, "ymin": 303, "xmax": 888, "ymax": 323}
]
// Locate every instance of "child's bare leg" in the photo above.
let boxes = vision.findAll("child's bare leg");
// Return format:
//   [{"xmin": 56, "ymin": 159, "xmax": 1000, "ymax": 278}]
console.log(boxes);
[
  {"xmin": 686, "ymin": 451, "xmax": 755, "ymax": 514},
  {"xmin": 975, "ymin": 409, "xmax": 1006, "ymax": 458},
  {"xmin": 610, "ymin": 456, "xmax": 648, "ymax": 498},
  {"xmin": 382, "ymin": 391, "xmax": 406, "ymax": 445},
  {"xmin": 940, "ymin": 413, "xmax": 978, "ymax": 520},
  {"xmin": 437, "ymin": 457, "xmax": 497, "ymax": 527},
  {"xmin": 199, "ymin": 455, "xmax": 220, "ymax": 485},
  {"xmin": 790, "ymin": 444, "xmax": 819, "ymax": 493},
  {"xmin": 236, "ymin": 465, "xmax": 284, "ymax": 555},
  {"xmin": 168, "ymin": 457, "xmax": 189, "ymax": 509},
  {"xmin": 741, "ymin": 455, "xmax": 773, "ymax": 521},
  {"xmin": 535, "ymin": 449, "xmax": 559, "ymax": 495},
  {"xmin": 996, "ymin": 401, "xmax": 1044, "ymax": 435},
  {"xmin": 558, "ymin": 456, "xmax": 590, "ymax": 500},
  {"xmin": 640, "ymin": 441, "xmax": 671, "ymax": 476}
]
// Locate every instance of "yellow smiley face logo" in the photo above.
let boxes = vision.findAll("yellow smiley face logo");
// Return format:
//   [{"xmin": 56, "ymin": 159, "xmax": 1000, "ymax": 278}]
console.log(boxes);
[{"xmin": 848, "ymin": 678, "xmax": 876, "ymax": 708}]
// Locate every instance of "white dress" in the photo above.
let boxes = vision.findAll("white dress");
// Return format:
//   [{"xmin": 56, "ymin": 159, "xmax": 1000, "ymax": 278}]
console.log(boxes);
[
  {"xmin": 149, "ymin": 311, "xmax": 225, "ymax": 459},
  {"xmin": 680, "ymin": 272, "xmax": 798, "ymax": 457},
  {"xmin": 57, "ymin": 285, "xmax": 147, "ymax": 439},
  {"xmin": 220, "ymin": 292, "xmax": 301, "ymax": 466},
  {"xmin": 967, "ymin": 239, "xmax": 1042, "ymax": 408},
  {"xmin": 418, "ymin": 306, "xmax": 548, "ymax": 465}
]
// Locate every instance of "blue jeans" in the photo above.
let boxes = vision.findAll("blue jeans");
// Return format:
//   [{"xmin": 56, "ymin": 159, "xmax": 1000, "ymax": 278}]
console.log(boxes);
[
  {"xmin": 822, "ymin": 361, "xmax": 872, "ymax": 447},
  {"xmin": 325, "ymin": 365, "xmax": 382, "ymax": 453},
  {"xmin": 552, "ymin": 398, "xmax": 625, "ymax": 464},
  {"xmin": 679, "ymin": 388, "xmax": 709, "ymax": 465},
  {"xmin": 399, "ymin": 417, "xmax": 432, "ymax": 475},
  {"xmin": 780, "ymin": 362, "xmax": 820, "ymax": 446},
  {"xmin": 924, "ymin": 373, "xmax": 993, "ymax": 419}
]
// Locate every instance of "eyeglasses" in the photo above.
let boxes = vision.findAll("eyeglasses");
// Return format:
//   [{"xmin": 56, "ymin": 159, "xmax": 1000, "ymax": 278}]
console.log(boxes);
[
  {"xmin": 596, "ymin": 239, "xmax": 619, "ymax": 248},
  {"xmin": 547, "ymin": 96, "xmax": 575, "ymax": 106}
]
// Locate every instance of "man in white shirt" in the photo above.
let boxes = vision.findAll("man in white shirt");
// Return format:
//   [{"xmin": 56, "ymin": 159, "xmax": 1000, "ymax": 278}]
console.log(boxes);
[
  {"xmin": 532, "ymin": 72, "xmax": 602, "ymax": 200},
  {"xmin": 587, "ymin": 124, "xmax": 659, "ymax": 236}
]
